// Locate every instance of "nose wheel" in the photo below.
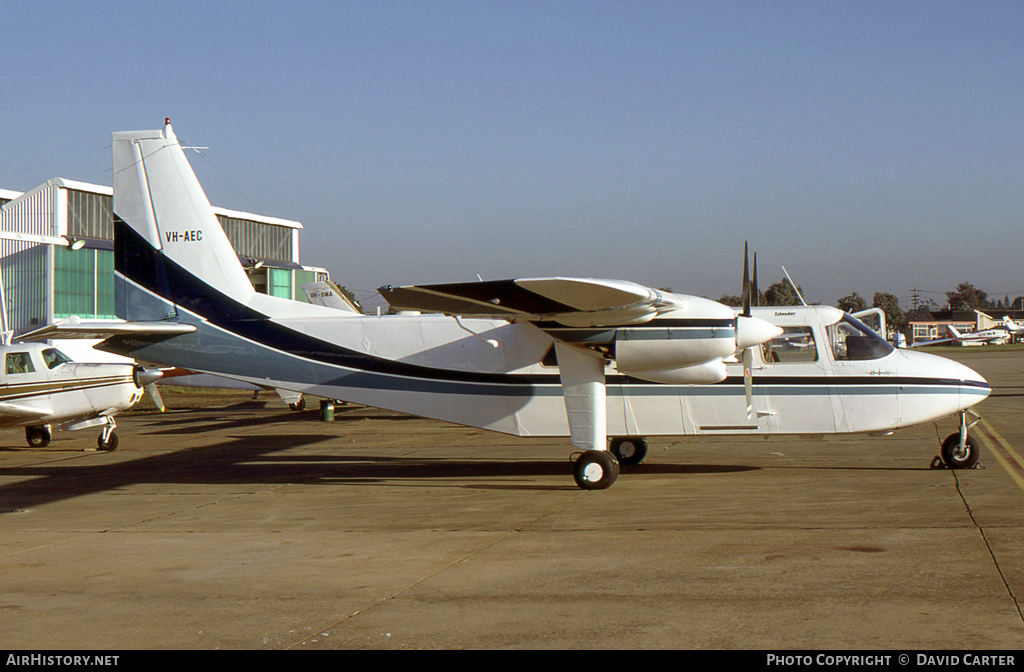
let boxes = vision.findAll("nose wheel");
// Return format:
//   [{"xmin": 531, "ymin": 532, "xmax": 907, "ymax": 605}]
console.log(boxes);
[
  {"xmin": 937, "ymin": 410, "xmax": 980, "ymax": 470},
  {"xmin": 98, "ymin": 419, "xmax": 118, "ymax": 451},
  {"xmin": 940, "ymin": 432, "xmax": 979, "ymax": 469}
]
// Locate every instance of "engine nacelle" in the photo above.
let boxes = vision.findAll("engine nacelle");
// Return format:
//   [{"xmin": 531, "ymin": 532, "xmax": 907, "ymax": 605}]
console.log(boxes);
[
  {"xmin": 623, "ymin": 359, "xmax": 728, "ymax": 385},
  {"xmin": 614, "ymin": 326, "xmax": 737, "ymax": 373}
]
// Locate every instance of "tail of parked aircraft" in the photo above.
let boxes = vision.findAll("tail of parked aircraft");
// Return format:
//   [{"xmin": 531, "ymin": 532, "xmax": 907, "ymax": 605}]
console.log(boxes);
[
  {"xmin": 112, "ymin": 120, "xmax": 256, "ymax": 321},
  {"xmin": 946, "ymin": 325, "xmax": 963, "ymax": 339}
]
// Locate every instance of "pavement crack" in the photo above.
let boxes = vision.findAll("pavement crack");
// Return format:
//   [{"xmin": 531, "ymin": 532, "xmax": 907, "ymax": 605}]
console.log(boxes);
[{"xmin": 952, "ymin": 470, "xmax": 1024, "ymax": 629}]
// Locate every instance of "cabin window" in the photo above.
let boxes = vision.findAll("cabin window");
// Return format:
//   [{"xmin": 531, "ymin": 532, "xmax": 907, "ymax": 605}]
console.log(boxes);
[
  {"xmin": 761, "ymin": 326, "xmax": 818, "ymax": 363},
  {"xmin": 5, "ymin": 352, "xmax": 35, "ymax": 374},
  {"xmin": 41, "ymin": 348, "xmax": 73, "ymax": 369},
  {"xmin": 827, "ymin": 315, "xmax": 894, "ymax": 361}
]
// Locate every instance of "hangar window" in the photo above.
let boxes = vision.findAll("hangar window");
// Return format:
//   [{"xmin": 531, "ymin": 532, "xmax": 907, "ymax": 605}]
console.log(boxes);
[
  {"xmin": 53, "ymin": 246, "xmax": 118, "ymax": 319},
  {"xmin": 761, "ymin": 326, "xmax": 817, "ymax": 363},
  {"xmin": 827, "ymin": 315, "xmax": 894, "ymax": 361}
]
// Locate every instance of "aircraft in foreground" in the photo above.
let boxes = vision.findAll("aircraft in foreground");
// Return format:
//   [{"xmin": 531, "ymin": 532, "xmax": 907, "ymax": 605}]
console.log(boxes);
[{"xmin": 52, "ymin": 121, "xmax": 990, "ymax": 487}]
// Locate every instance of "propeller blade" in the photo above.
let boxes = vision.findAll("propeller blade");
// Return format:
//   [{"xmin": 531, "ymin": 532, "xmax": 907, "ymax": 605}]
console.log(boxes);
[
  {"xmin": 741, "ymin": 242, "xmax": 750, "ymax": 317},
  {"xmin": 752, "ymin": 252, "xmax": 759, "ymax": 308},
  {"xmin": 743, "ymin": 347, "xmax": 753, "ymax": 418},
  {"xmin": 145, "ymin": 383, "xmax": 165, "ymax": 413}
]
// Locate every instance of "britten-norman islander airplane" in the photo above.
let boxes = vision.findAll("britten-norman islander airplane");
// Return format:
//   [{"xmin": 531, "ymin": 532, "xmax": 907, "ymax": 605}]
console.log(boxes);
[{"xmin": 43, "ymin": 121, "xmax": 990, "ymax": 488}]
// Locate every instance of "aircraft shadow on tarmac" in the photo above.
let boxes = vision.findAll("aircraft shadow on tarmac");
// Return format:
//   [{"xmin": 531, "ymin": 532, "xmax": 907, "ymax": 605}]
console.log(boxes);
[
  {"xmin": 128, "ymin": 405, "xmax": 421, "ymax": 435},
  {"xmin": 0, "ymin": 432, "xmax": 762, "ymax": 510}
]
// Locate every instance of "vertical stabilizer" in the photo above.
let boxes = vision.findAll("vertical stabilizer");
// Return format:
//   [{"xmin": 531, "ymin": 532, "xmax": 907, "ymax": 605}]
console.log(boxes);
[{"xmin": 112, "ymin": 121, "xmax": 255, "ymax": 306}]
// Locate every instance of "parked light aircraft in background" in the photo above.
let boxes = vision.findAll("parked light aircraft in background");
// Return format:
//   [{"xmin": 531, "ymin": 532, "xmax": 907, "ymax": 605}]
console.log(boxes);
[
  {"xmin": 1002, "ymin": 317, "xmax": 1024, "ymax": 340},
  {"xmin": 0, "ymin": 224, "xmax": 185, "ymax": 447},
  {"xmin": 44, "ymin": 121, "xmax": 991, "ymax": 488},
  {"xmin": 301, "ymin": 281, "xmax": 363, "ymax": 314},
  {"xmin": 0, "ymin": 319, "xmax": 181, "ymax": 449},
  {"xmin": 912, "ymin": 324, "xmax": 1011, "ymax": 347}
]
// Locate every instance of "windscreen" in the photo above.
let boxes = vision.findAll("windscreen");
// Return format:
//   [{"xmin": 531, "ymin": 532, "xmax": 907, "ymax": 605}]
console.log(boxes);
[
  {"xmin": 41, "ymin": 348, "xmax": 74, "ymax": 369},
  {"xmin": 827, "ymin": 315, "xmax": 894, "ymax": 361}
]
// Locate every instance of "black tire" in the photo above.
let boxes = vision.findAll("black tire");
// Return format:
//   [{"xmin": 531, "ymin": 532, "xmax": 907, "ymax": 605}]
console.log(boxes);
[
  {"xmin": 610, "ymin": 437, "xmax": 648, "ymax": 465},
  {"xmin": 572, "ymin": 450, "xmax": 619, "ymax": 490},
  {"xmin": 289, "ymin": 398, "xmax": 306, "ymax": 412},
  {"xmin": 941, "ymin": 433, "xmax": 979, "ymax": 469},
  {"xmin": 98, "ymin": 432, "xmax": 119, "ymax": 451},
  {"xmin": 26, "ymin": 426, "xmax": 51, "ymax": 448}
]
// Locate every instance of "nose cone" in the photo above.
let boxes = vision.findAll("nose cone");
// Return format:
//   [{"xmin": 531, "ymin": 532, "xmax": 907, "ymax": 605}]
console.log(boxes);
[
  {"xmin": 735, "ymin": 315, "xmax": 783, "ymax": 350},
  {"xmin": 955, "ymin": 361, "xmax": 991, "ymax": 411},
  {"xmin": 897, "ymin": 350, "xmax": 991, "ymax": 427}
]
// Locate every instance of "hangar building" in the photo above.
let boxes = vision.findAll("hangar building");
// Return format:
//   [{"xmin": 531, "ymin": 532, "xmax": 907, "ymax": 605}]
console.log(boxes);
[{"xmin": 0, "ymin": 177, "xmax": 330, "ymax": 368}]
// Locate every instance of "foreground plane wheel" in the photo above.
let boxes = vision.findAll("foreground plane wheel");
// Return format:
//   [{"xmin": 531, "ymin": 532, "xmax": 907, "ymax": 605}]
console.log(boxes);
[
  {"xmin": 573, "ymin": 450, "xmax": 619, "ymax": 490},
  {"xmin": 26, "ymin": 427, "xmax": 51, "ymax": 448},
  {"xmin": 289, "ymin": 398, "xmax": 306, "ymax": 412},
  {"xmin": 98, "ymin": 432, "xmax": 119, "ymax": 451},
  {"xmin": 610, "ymin": 437, "xmax": 648, "ymax": 465},
  {"xmin": 941, "ymin": 433, "xmax": 979, "ymax": 469}
]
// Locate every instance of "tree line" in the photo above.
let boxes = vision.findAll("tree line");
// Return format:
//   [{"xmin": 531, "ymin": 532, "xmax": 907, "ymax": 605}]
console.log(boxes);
[{"xmin": 718, "ymin": 280, "xmax": 1020, "ymax": 330}]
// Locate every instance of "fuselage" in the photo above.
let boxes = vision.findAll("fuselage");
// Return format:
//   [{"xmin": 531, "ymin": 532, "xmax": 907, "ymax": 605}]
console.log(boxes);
[{"xmin": 108, "ymin": 276, "xmax": 990, "ymax": 440}]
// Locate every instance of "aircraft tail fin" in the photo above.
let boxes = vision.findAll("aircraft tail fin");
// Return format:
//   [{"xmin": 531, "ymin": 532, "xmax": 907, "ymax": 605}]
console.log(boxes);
[
  {"xmin": 946, "ymin": 325, "xmax": 963, "ymax": 339},
  {"xmin": 301, "ymin": 281, "xmax": 362, "ymax": 314},
  {"xmin": 112, "ymin": 120, "xmax": 255, "ymax": 319}
]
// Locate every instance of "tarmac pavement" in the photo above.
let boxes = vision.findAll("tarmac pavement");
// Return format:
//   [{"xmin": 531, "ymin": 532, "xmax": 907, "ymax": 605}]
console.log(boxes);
[{"xmin": 0, "ymin": 349, "xmax": 1022, "ymax": 650}]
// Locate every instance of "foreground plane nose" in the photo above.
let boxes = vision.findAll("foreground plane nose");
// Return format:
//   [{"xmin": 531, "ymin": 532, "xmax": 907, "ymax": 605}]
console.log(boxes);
[
  {"xmin": 956, "ymin": 361, "xmax": 991, "ymax": 411},
  {"xmin": 735, "ymin": 315, "xmax": 783, "ymax": 350}
]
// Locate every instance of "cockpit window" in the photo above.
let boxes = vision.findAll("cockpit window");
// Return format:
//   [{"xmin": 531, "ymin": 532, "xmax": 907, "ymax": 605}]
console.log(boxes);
[
  {"xmin": 827, "ymin": 314, "xmax": 894, "ymax": 361},
  {"xmin": 761, "ymin": 326, "xmax": 818, "ymax": 363},
  {"xmin": 41, "ymin": 348, "xmax": 73, "ymax": 369},
  {"xmin": 5, "ymin": 352, "xmax": 35, "ymax": 374}
]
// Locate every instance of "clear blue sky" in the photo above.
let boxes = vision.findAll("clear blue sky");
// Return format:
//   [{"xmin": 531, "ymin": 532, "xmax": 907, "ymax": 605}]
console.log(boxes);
[{"xmin": 2, "ymin": 0, "xmax": 1022, "ymax": 308}]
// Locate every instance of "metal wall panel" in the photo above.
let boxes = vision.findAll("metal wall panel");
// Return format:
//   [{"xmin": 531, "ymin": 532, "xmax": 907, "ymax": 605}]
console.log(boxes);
[{"xmin": 218, "ymin": 215, "xmax": 293, "ymax": 263}]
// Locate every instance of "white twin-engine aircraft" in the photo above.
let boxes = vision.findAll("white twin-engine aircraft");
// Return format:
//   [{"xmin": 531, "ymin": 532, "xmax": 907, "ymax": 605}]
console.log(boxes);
[{"xmin": 79, "ymin": 121, "xmax": 989, "ymax": 489}]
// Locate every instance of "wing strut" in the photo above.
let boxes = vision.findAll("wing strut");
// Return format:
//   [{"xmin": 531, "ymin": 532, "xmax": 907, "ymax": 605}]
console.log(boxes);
[
  {"xmin": 554, "ymin": 342, "xmax": 607, "ymax": 454},
  {"xmin": 554, "ymin": 342, "xmax": 620, "ymax": 490}
]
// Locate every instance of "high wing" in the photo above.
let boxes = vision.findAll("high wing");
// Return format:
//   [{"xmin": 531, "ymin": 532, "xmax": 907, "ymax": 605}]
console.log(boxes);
[{"xmin": 379, "ymin": 277, "xmax": 674, "ymax": 327}]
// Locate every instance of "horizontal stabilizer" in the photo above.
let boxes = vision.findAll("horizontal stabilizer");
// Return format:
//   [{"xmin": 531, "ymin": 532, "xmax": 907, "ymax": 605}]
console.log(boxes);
[
  {"xmin": 380, "ymin": 277, "xmax": 668, "ymax": 327},
  {"xmin": 19, "ymin": 320, "xmax": 196, "ymax": 342}
]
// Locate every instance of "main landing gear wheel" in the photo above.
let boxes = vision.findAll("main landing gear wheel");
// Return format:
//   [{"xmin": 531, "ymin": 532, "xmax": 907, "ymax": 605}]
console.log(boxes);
[
  {"xmin": 941, "ymin": 433, "xmax": 979, "ymax": 470},
  {"xmin": 609, "ymin": 436, "xmax": 648, "ymax": 465},
  {"xmin": 26, "ymin": 426, "xmax": 51, "ymax": 448},
  {"xmin": 572, "ymin": 450, "xmax": 619, "ymax": 490},
  {"xmin": 289, "ymin": 398, "xmax": 307, "ymax": 412}
]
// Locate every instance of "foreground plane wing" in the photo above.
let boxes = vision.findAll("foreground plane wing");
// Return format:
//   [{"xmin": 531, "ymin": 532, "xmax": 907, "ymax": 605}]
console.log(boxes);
[
  {"xmin": 99, "ymin": 120, "xmax": 990, "ymax": 488},
  {"xmin": 381, "ymin": 277, "xmax": 666, "ymax": 326}
]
